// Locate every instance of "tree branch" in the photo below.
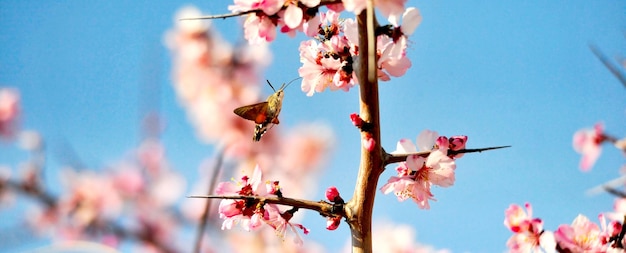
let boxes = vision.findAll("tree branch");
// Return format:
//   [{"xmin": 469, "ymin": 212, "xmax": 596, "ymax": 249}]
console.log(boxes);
[
  {"xmin": 345, "ymin": 1, "xmax": 381, "ymax": 252},
  {"xmin": 187, "ymin": 195, "xmax": 343, "ymax": 217},
  {"xmin": 384, "ymin": 146, "xmax": 511, "ymax": 165},
  {"xmin": 193, "ymin": 148, "xmax": 224, "ymax": 253}
]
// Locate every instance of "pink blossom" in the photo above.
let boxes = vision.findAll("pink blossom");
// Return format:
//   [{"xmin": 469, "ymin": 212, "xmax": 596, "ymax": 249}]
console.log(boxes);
[
  {"xmin": 243, "ymin": 14, "xmax": 278, "ymax": 44},
  {"xmin": 216, "ymin": 165, "xmax": 268, "ymax": 231},
  {"xmin": 554, "ymin": 214, "xmax": 605, "ymax": 252},
  {"xmin": 0, "ymin": 88, "xmax": 20, "ymax": 139},
  {"xmin": 504, "ymin": 203, "xmax": 555, "ymax": 253},
  {"xmin": 299, "ymin": 11, "xmax": 358, "ymax": 96},
  {"xmin": 342, "ymin": 0, "xmax": 366, "ymax": 15},
  {"xmin": 228, "ymin": 0, "xmax": 284, "ymax": 16},
  {"xmin": 342, "ymin": 0, "xmax": 407, "ymax": 21},
  {"xmin": 573, "ymin": 123, "xmax": 605, "ymax": 171},
  {"xmin": 360, "ymin": 222, "xmax": 451, "ymax": 253},
  {"xmin": 377, "ymin": 34, "xmax": 411, "ymax": 81},
  {"xmin": 380, "ymin": 150, "xmax": 455, "ymax": 209},
  {"xmin": 264, "ymin": 208, "xmax": 310, "ymax": 246},
  {"xmin": 377, "ymin": 0, "xmax": 408, "ymax": 21}
]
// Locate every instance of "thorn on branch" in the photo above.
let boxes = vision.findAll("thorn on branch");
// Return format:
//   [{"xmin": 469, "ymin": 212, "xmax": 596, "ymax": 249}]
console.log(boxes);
[
  {"xmin": 604, "ymin": 186, "xmax": 626, "ymax": 198},
  {"xmin": 384, "ymin": 145, "xmax": 511, "ymax": 165},
  {"xmin": 179, "ymin": 10, "xmax": 258, "ymax": 21}
]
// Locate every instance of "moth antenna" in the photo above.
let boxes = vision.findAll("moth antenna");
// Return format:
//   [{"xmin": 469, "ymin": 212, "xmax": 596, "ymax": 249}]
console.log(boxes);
[{"xmin": 266, "ymin": 80, "xmax": 277, "ymax": 92}]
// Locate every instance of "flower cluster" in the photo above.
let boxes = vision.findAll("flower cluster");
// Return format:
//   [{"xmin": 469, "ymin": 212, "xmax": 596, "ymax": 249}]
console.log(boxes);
[
  {"xmin": 380, "ymin": 130, "xmax": 467, "ymax": 209},
  {"xmin": 505, "ymin": 202, "xmax": 626, "ymax": 252},
  {"xmin": 504, "ymin": 203, "xmax": 555, "ymax": 252},
  {"xmin": 324, "ymin": 186, "xmax": 343, "ymax": 230},
  {"xmin": 216, "ymin": 165, "xmax": 309, "ymax": 245},
  {"xmin": 226, "ymin": 1, "xmax": 421, "ymax": 96},
  {"xmin": 1, "ymin": 137, "xmax": 187, "ymax": 252}
]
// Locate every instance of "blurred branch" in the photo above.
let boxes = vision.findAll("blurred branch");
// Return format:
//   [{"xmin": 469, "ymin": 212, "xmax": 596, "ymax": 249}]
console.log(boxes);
[
  {"xmin": 193, "ymin": 148, "xmax": 224, "ymax": 253},
  {"xmin": 384, "ymin": 146, "xmax": 511, "ymax": 165},
  {"xmin": 187, "ymin": 195, "xmax": 342, "ymax": 217},
  {"xmin": 2, "ymin": 179, "xmax": 56, "ymax": 208},
  {"xmin": 589, "ymin": 44, "xmax": 626, "ymax": 88},
  {"xmin": 1, "ymin": 178, "xmax": 179, "ymax": 253}
]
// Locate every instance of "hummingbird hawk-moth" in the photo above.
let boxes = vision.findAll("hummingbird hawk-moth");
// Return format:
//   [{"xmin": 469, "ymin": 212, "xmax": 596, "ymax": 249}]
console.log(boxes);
[{"xmin": 233, "ymin": 79, "xmax": 296, "ymax": 142}]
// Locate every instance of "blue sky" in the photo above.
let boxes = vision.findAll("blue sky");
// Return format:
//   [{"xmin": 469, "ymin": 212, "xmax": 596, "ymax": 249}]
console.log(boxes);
[{"xmin": 1, "ymin": 0, "xmax": 626, "ymax": 252}]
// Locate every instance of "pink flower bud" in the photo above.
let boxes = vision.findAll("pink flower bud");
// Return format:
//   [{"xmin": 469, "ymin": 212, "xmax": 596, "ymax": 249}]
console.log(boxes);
[
  {"xmin": 448, "ymin": 135, "xmax": 468, "ymax": 158},
  {"xmin": 326, "ymin": 216, "xmax": 341, "ymax": 230},
  {"xmin": 350, "ymin": 113, "xmax": 364, "ymax": 128},
  {"xmin": 608, "ymin": 220, "xmax": 622, "ymax": 237},
  {"xmin": 363, "ymin": 133, "xmax": 375, "ymax": 152},
  {"xmin": 449, "ymin": 135, "xmax": 468, "ymax": 151},
  {"xmin": 435, "ymin": 136, "xmax": 449, "ymax": 150},
  {"xmin": 325, "ymin": 186, "xmax": 341, "ymax": 202}
]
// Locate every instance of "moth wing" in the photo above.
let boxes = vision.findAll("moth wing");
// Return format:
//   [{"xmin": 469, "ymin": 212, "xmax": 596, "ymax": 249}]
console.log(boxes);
[{"xmin": 234, "ymin": 102, "xmax": 269, "ymax": 124}]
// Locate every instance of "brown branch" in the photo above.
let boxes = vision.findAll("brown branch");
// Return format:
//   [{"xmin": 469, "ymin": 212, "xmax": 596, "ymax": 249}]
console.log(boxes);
[
  {"xmin": 193, "ymin": 148, "xmax": 224, "ymax": 253},
  {"xmin": 187, "ymin": 195, "xmax": 342, "ymax": 217},
  {"xmin": 344, "ymin": 1, "xmax": 380, "ymax": 253},
  {"xmin": 384, "ymin": 146, "xmax": 511, "ymax": 165},
  {"xmin": 589, "ymin": 44, "xmax": 626, "ymax": 88}
]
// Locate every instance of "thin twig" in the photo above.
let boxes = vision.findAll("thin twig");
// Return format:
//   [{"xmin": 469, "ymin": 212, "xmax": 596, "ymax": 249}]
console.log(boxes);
[
  {"xmin": 187, "ymin": 195, "xmax": 341, "ymax": 217},
  {"xmin": 193, "ymin": 148, "xmax": 224, "ymax": 253},
  {"xmin": 179, "ymin": 10, "xmax": 258, "ymax": 20},
  {"xmin": 178, "ymin": 0, "xmax": 344, "ymax": 20},
  {"xmin": 589, "ymin": 44, "xmax": 626, "ymax": 88},
  {"xmin": 384, "ymin": 145, "xmax": 511, "ymax": 165}
]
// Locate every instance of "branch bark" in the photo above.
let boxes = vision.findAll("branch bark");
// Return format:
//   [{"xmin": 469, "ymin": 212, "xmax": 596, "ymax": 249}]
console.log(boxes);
[
  {"xmin": 344, "ymin": 1, "xmax": 382, "ymax": 252},
  {"xmin": 187, "ymin": 195, "xmax": 342, "ymax": 217}
]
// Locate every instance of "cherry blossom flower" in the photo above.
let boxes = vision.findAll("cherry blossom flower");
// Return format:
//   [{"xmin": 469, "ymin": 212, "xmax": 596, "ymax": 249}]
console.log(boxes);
[
  {"xmin": 573, "ymin": 123, "xmax": 606, "ymax": 171},
  {"xmin": 504, "ymin": 203, "xmax": 555, "ymax": 253},
  {"xmin": 343, "ymin": 0, "xmax": 407, "ymax": 19},
  {"xmin": 282, "ymin": 0, "xmax": 321, "ymax": 29},
  {"xmin": 228, "ymin": 0, "xmax": 284, "ymax": 16},
  {"xmin": 554, "ymin": 214, "xmax": 606, "ymax": 252},
  {"xmin": 264, "ymin": 207, "xmax": 310, "ymax": 245},
  {"xmin": 299, "ymin": 10, "xmax": 358, "ymax": 96},
  {"xmin": 215, "ymin": 165, "xmax": 268, "ymax": 231},
  {"xmin": 345, "ymin": 221, "xmax": 450, "ymax": 253},
  {"xmin": 0, "ymin": 88, "xmax": 20, "ymax": 139},
  {"xmin": 382, "ymin": 130, "xmax": 466, "ymax": 208},
  {"xmin": 380, "ymin": 150, "xmax": 456, "ymax": 209},
  {"xmin": 243, "ymin": 14, "xmax": 278, "ymax": 44}
]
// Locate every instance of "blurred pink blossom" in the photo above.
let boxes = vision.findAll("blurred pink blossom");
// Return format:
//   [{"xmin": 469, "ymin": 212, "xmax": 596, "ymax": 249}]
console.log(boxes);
[
  {"xmin": 554, "ymin": 214, "xmax": 605, "ymax": 252},
  {"xmin": 573, "ymin": 123, "xmax": 606, "ymax": 171},
  {"xmin": 503, "ymin": 203, "xmax": 555, "ymax": 253},
  {"xmin": 0, "ymin": 88, "xmax": 20, "ymax": 139}
]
